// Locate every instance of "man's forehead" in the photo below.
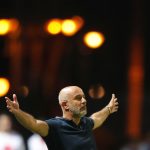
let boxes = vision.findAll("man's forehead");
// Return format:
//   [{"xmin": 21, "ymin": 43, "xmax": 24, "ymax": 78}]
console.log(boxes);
[{"xmin": 63, "ymin": 86, "xmax": 83, "ymax": 95}]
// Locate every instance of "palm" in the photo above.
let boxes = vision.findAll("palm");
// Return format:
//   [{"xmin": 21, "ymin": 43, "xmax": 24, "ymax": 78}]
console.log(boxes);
[
  {"xmin": 12, "ymin": 101, "xmax": 19, "ymax": 110},
  {"xmin": 5, "ymin": 94, "xmax": 20, "ymax": 113}
]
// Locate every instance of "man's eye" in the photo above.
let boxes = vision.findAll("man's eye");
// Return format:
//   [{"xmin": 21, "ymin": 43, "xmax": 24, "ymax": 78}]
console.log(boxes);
[
  {"xmin": 74, "ymin": 95, "xmax": 85, "ymax": 100},
  {"xmin": 75, "ymin": 96, "xmax": 82, "ymax": 100}
]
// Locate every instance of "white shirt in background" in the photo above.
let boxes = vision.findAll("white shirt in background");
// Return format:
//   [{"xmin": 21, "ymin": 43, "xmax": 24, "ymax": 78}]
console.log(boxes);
[
  {"xmin": 0, "ymin": 132, "xmax": 25, "ymax": 150},
  {"xmin": 27, "ymin": 133, "xmax": 48, "ymax": 150}
]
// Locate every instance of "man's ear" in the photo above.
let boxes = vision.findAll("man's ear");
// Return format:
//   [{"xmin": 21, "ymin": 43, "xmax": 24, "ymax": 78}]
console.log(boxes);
[{"xmin": 61, "ymin": 101, "xmax": 69, "ymax": 111}]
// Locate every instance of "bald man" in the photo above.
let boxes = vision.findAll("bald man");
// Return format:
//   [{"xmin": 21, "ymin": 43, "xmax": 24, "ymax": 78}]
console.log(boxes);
[{"xmin": 5, "ymin": 86, "xmax": 119, "ymax": 150}]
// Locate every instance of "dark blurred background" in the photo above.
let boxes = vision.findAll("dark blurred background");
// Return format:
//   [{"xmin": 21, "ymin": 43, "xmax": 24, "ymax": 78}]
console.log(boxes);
[{"xmin": 0, "ymin": 0, "xmax": 150, "ymax": 150}]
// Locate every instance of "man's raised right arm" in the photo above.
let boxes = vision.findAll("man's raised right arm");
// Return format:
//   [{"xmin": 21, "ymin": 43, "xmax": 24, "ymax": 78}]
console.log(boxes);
[{"xmin": 5, "ymin": 94, "xmax": 49, "ymax": 137}]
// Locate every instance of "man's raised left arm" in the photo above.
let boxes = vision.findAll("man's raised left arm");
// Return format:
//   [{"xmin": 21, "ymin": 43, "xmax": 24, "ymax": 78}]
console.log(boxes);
[{"xmin": 90, "ymin": 94, "xmax": 119, "ymax": 130}]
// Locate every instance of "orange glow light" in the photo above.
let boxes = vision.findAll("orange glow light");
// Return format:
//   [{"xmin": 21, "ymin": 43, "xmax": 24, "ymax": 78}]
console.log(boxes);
[
  {"xmin": 9, "ymin": 19, "xmax": 20, "ymax": 32},
  {"xmin": 46, "ymin": 19, "xmax": 62, "ymax": 35},
  {"xmin": 88, "ymin": 84, "xmax": 105, "ymax": 99},
  {"xmin": 19, "ymin": 86, "xmax": 29, "ymax": 97},
  {"xmin": 83, "ymin": 31, "xmax": 105, "ymax": 49},
  {"xmin": 0, "ymin": 78, "xmax": 10, "ymax": 97},
  {"xmin": 72, "ymin": 16, "xmax": 84, "ymax": 31},
  {"xmin": 61, "ymin": 19, "xmax": 77, "ymax": 36}
]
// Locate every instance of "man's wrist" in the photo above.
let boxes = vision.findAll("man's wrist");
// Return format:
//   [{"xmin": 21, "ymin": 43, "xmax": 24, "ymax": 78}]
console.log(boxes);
[
  {"xmin": 13, "ymin": 108, "xmax": 21, "ymax": 115},
  {"xmin": 106, "ymin": 106, "xmax": 111, "ymax": 115}
]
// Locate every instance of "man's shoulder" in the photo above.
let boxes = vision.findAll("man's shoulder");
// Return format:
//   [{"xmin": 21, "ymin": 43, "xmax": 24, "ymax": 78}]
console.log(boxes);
[
  {"xmin": 81, "ymin": 116, "xmax": 94, "ymax": 129},
  {"xmin": 82, "ymin": 116, "xmax": 94, "ymax": 122},
  {"xmin": 45, "ymin": 117, "xmax": 65, "ymax": 126}
]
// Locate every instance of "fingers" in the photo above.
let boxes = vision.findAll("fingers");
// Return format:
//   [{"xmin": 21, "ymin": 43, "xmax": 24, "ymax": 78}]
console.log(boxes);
[
  {"xmin": 114, "ymin": 98, "xmax": 119, "ymax": 107},
  {"xmin": 111, "ymin": 104, "xmax": 119, "ymax": 113},
  {"xmin": 5, "ymin": 97, "xmax": 13, "ymax": 105},
  {"xmin": 112, "ymin": 94, "xmax": 118, "ymax": 102},
  {"xmin": 115, "ymin": 101, "xmax": 119, "ymax": 105},
  {"xmin": 5, "ymin": 94, "xmax": 18, "ymax": 113},
  {"xmin": 13, "ymin": 94, "xmax": 18, "ymax": 102},
  {"xmin": 112, "ymin": 94, "xmax": 117, "ymax": 102},
  {"xmin": 111, "ymin": 93, "xmax": 119, "ymax": 113},
  {"xmin": 114, "ymin": 98, "xmax": 117, "ymax": 103},
  {"xmin": 112, "ymin": 94, "xmax": 115, "ymax": 99},
  {"xmin": 5, "ymin": 94, "xmax": 17, "ymax": 103},
  {"xmin": 115, "ymin": 105, "xmax": 119, "ymax": 111},
  {"xmin": 5, "ymin": 96, "xmax": 11, "ymax": 101},
  {"xmin": 114, "ymin": 108, "xmax": 118, "ymax": 112},
  {"xmin": 5, "ymin": 97, "xmax": 13, "ymax": 112}
]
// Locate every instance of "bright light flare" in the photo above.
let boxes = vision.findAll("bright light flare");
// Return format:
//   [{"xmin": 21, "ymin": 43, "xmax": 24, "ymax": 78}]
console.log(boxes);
[
  {"xmin": 0, "ymin": 19, "xmax": 20, "ymax": 36},
  {"xmin": 0, "ymin": 78, "xmax": 10, "ymax": 97},
  {"xmin": 61, "ymin": 19, "xmax": 77, "ymax": 36},
  {"xmin": 83, "ymin": 31, "xmax": 105, "ymax": 49},
  {"xmin": 0, "ymin": 19, "xmax": 10, "ymax": 35},
  {"xmin": 46, "ymin": 19, "xmax": 62, "ymax": 35},
  {"xmin": 45, "ymin": 16, "xmax": 84, "ymax": 36}
]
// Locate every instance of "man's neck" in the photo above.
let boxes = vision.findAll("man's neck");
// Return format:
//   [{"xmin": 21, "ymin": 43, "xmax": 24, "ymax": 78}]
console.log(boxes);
[
  {"xmin": 63, "ymin": 113, "xmax": 81, "ymax": 125},
  {"xmin": 72, "ymin": 117, "xmax": 81, "ymax": 125}
]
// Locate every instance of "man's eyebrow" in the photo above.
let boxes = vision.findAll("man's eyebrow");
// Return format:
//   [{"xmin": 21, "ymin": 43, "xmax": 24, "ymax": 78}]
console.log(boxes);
[{"xmin": 74, "ymin": 94, "xmax": 85, "ymax": 99}]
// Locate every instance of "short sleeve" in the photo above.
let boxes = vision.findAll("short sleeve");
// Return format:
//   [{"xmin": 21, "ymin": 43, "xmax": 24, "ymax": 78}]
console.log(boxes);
[
  {"xmin": 84, "ymin": 117, "xmax": 94, "ymax": 130},
  {"xmin": 45, "ymin": 118, "xmax": 60, "ymax": 128}
]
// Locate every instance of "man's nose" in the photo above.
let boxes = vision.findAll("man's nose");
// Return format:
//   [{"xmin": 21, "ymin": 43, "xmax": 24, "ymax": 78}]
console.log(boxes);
[{"xmin": 81, "ymin": 98, "xmax": 86, "ymax": 104}]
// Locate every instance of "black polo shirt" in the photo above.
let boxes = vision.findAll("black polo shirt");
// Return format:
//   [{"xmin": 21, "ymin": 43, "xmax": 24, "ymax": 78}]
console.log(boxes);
[{"xmin": 43, "ymin": 117, "xmax": 97, "ymax": 150}]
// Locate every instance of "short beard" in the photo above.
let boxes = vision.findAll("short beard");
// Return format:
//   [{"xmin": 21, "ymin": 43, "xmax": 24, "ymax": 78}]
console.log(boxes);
[{"xmin": 69, "ymin": 107, "xmax": 87, "ymax": 118}]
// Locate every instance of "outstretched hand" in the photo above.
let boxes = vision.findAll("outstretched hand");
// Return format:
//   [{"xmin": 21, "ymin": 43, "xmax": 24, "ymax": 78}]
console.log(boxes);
[
  {"xmin": 107, "ymin": 94, "xmax": 119, "ymax": 114},
  {"xmin": 5, "ymin": 94, "xmax": 20, "ymax": 114}
]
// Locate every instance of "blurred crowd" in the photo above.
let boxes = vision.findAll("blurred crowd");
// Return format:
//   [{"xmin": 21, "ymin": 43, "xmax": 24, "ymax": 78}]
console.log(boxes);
[
  {"xmin": 0, "ymin": 113, "xmax": 48, "ymax": 150},
  {"xmin": 120, "ymin": 134, "xmax": 150, "ymax": 150}
]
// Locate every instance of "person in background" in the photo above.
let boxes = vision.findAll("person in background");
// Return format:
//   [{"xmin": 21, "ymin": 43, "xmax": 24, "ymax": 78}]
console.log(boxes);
[
  {"xmin": 27, "ymin": 133, "xmax": 48, "ymax": 150},
  {"xmin": 0, "ymin": 113, "xmax": 25, "ymax": 150},
  {"xmin": 5, "ymin": 85, "xmax": 119, "ymax": 150}
]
